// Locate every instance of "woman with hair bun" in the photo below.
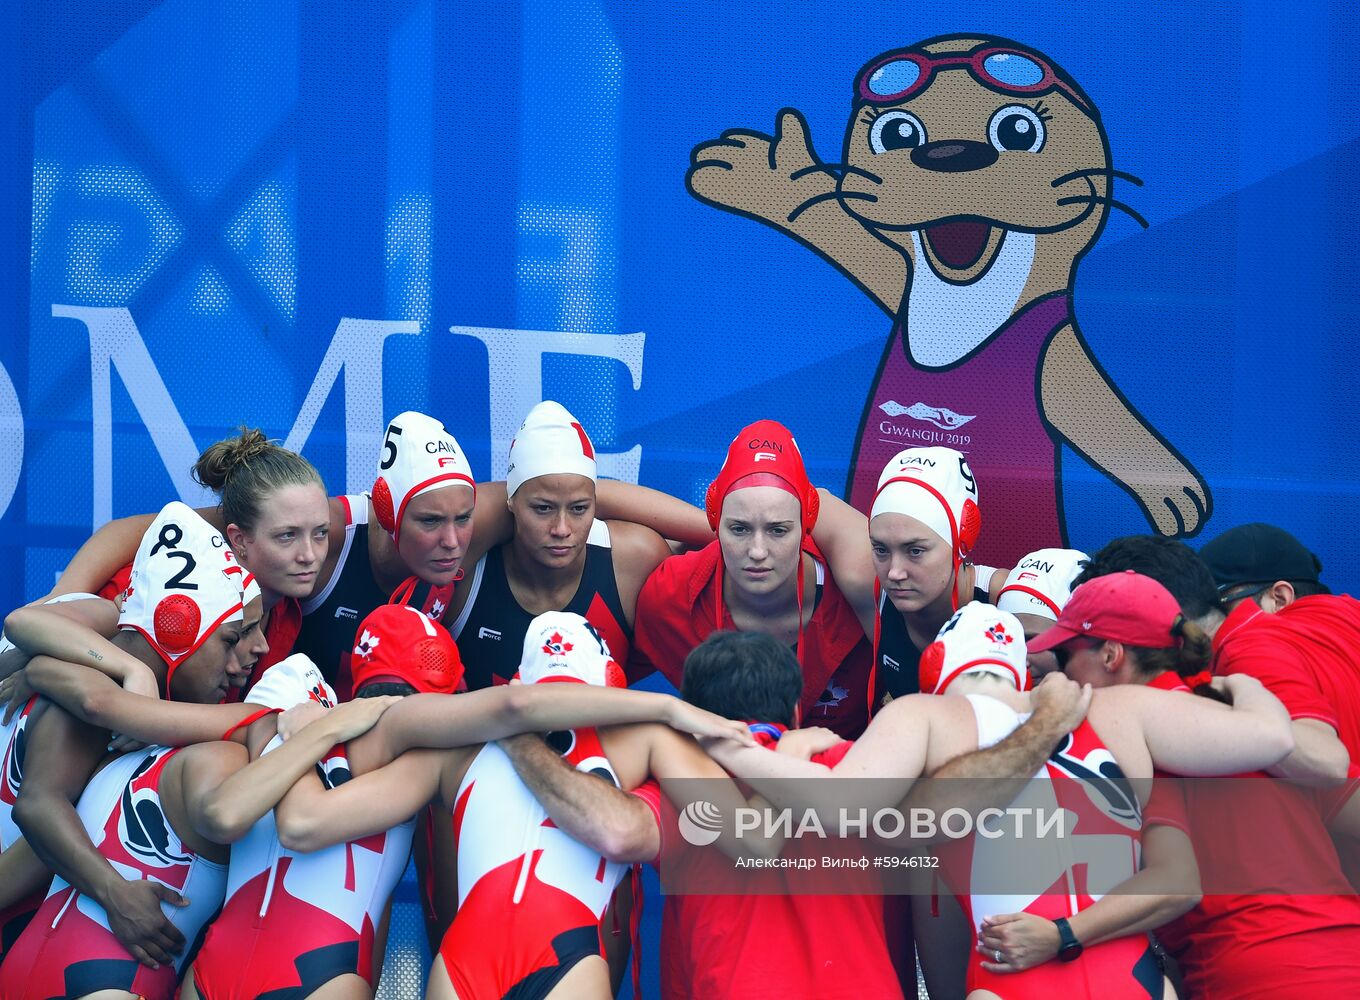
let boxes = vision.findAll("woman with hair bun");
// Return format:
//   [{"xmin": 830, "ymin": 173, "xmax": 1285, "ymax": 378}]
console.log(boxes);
[
  {"xmin": 36, "ymin": 429, "xmax": 327, "ymax": 697},
  {"xmin": 189, "ymin": 428, "xmax": 332, "ymax": 692},
  {"xmin": 51, "ymin": 415, "xmax": 483, "ymax": 698},
  {"xmin": 1027, "ymin": 570, "xmax": 1215, "ymax": 692}
]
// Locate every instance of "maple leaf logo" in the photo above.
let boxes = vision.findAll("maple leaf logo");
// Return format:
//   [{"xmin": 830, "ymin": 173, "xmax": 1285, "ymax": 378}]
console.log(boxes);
[
  {"xmin": 541, "ymin": 631, "xmax": 575, "ymax": 655},
  {"xmin": 986, "ymin": 623, "xmax": 1014, "ymax": 645},
  {"xmin": 430, "ymin": 599, "xmax": 446, "ymax": 619},
  {"xmin": 354, "ymin": 629, "xmax": 380, "ymax": 659}
]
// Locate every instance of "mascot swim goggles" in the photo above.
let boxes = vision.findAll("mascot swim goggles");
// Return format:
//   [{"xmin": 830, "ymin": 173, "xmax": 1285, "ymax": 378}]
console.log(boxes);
[{"xmin": 855, "ymin": 46, "xmax": 1093, "ymax": 117}]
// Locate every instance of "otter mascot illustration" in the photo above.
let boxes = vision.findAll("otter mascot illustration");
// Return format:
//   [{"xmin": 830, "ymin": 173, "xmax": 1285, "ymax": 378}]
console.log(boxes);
[{"xmin": 687, "ymin": 34, "xmax": 1210, "ymax": 565}]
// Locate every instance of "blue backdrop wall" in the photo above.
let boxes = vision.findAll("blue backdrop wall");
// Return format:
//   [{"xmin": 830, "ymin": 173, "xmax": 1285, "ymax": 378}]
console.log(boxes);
[
  {"xmin": 3, "ymin": 3, "xmax": 1359, "ymax": 996},
  {"xmin": 6, "ymin": 2, "xmax": 1360, "ymax": 609}
]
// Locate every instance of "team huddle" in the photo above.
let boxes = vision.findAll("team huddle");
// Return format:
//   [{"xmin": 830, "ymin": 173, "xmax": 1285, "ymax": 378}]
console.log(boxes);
[{"xmin": 0, "ymin": 402, "xmax": 1357, "ymax": 1000}]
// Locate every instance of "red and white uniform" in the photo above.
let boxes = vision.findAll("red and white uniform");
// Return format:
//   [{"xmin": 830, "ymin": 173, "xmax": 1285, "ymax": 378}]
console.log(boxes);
[
  {"xmin": 942, "ymin": 694, "xmax": 1162, "ymax": 999},
  {"xmin": 1, "ymin": 593, "xmax": 107, "ymax": 849},
  {"xmin": 0, "ymin": 746, "xmax": 227, "ymax": 999},
  {"xmin": 190, "ymin": 736, "xmax": 414, "ymax": 999},
  {"xmin": 441, "ymin": 727, "xmax": 652, "ymax": 1000}
]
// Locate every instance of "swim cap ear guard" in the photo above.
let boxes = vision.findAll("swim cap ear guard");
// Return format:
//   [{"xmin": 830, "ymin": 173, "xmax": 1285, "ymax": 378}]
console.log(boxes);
[
  {"xmin": 958, "ymin": 497, "xmax": 981, "ymax": 557},
  {"xmin": 152, "ymin": 593, "xmax": 202, "ymax": 654},
  {"xmin": 704, "ymin": 420, "xmax": 820, "ymax": 533},
  {"xmin": 509, "ymin": 660, "xmax": 627, "ymax": 689},
  {"xmin": 371, "ymin": 476, "xmax": 396, "ymax": 534},
  {"xmin": 918, "ymin": 640, "xmax": 947, "ymax": 695}
]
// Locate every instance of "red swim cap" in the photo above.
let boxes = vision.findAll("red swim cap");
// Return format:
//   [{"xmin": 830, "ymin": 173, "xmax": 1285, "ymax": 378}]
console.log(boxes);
[
  {"xmin": 351, "ymin": 605, "xmax": 465, "ymax": 695},
  {"xmin": 705, "ymin": 420, "xmax": 819, "ymax": 533}
]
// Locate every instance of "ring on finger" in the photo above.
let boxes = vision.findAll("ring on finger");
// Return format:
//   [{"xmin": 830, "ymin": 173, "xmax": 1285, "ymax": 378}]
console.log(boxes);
[{"xmin": 994, "ymin": 949, "xmax": 1003, "ymax": 963}]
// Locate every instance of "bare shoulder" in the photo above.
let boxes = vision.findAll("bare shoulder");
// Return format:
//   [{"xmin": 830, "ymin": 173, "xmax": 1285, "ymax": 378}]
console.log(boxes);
[
  {"xmin": 605, "ymin": 519, "xmax": 671, "ymax": 564},
  {"xmin": 328, "ymin": 495, "xmax": 352, "ymax": 535},
  {"xmin": 985, "ymin": 567, "xmax": 1011, "ymax": 603},
  {"xmin": 170, "ymin": 741, "xmax": 248, "ymax": 831},
  {"xmin": 927, "ymin": 692, "xmax": 983, "ymax": 725},
  {"xmin": 601, "ymin": 720, "xmax": 714, "ymax": 787},
  {"xmin": 177, "ymin": 739, "xmax": 249, "ymax": 779},
  {"xmin": 603, "ymin": 521, "xmax": 673, "ymax": 620},
  {"xmin": 859, "ymin": 693, "xmax": 970, "ymax": 757},
  {"xmin": 921, "ymin": 693, "xmax": 985, "ymax": 766},
  {"xmin": 876, "ymin": 691, "xmax": 969, "ymax": 728}
]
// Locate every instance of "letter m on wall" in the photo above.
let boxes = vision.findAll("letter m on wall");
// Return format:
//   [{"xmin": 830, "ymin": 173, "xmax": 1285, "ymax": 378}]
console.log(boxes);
[{"xmin": 54, "ymin": 305, "xmax": 417, "ymax": 528}]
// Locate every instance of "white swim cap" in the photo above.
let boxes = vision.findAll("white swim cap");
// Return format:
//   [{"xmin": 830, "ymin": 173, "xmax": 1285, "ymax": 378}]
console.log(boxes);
[
  {"xmin": 996, "ymin": 548, "xmax": 1089, "ymax": 621},
  {"xmin": 505, "ymin": 401, "xmax": 597, "ymax": 498},
  {"xmin": 870, "ymin": 447, "xmax": 980, "ymax": 557},
  {"xmin": 919, "ymin": 603, "xmax": 1029, "ymax": 694},
  {"xmin": 118, "ymin": 502, "xmax": 246, "ymax": 672},
  {"xmin": 371, "ymin": 411, "xmax": 476, "ymax": 542},
  {"xmin": 245, "ymin": 653, "xmax": 338, "ymax": 712},
  {"xmin": 517, "ymin": 611, "xmax": 625, "ymax": 688}
]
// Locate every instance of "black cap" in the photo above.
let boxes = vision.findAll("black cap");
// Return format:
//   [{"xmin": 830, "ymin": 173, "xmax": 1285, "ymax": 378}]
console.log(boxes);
[{"xmin": 1199, "ymin": 523, "xmax": 1323, "ymax": 593}]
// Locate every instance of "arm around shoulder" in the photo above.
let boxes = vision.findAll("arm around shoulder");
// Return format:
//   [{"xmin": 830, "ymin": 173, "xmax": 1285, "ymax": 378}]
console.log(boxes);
[
  {"xmin": 49, "ymin": 513, "xmax": 154, "ymax": 596},
  {"xmin": 596, "ymin": 479, "xmax": 713, "ymax": 549},
  {"xmin": 1268, "ymin": 717, "xmax": 1350, "ymax": 787},
  {"xmin": 500, "ymin": 733, "xmax": 660, "ymax": 863},
  {"xmin": 1123, "ymin": 677, "xmax": 1295, "ymax": 777},
  {"xmin": 607, "ymin": 520, "xmax": 672, "ymax": 623},
  {"xmin": 275, "ymin": 746, "xmax": 445, "ymax": 852}
]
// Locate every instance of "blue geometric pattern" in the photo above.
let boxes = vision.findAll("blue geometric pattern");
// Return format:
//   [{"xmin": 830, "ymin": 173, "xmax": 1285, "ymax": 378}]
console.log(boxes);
[{"xmin": 6, "ymin": 3, "xmax": 1359, "ymax": 615}]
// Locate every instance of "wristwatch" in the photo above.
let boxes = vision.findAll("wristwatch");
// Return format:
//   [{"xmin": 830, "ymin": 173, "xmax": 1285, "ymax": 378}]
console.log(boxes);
[{"xmin": 1054, "ymin": 917, "xmax": 1084, "ymax": 962}]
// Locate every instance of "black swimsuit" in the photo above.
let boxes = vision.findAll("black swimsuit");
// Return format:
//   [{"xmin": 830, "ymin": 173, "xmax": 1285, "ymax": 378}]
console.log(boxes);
[
  {"xmin": 873, "ymin": 567, "xmax": 998, "ymax": 706},
  {"xmin": 295, "ymin": 495, "xmax": 452, "ymax": 699},
  {"xmin": 452, "ymin": 520, "xmax": 632, "ymax": 691}
]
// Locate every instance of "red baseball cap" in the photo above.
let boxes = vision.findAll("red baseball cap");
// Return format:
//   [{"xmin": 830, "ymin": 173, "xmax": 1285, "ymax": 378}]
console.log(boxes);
[
  {"xmin": 351, "ymin": 605, "xmax": 465, "ymax": 695},
  {"xmin": 1027, "ymin": 570, "xmax": 1184, "ymax": 652}
]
